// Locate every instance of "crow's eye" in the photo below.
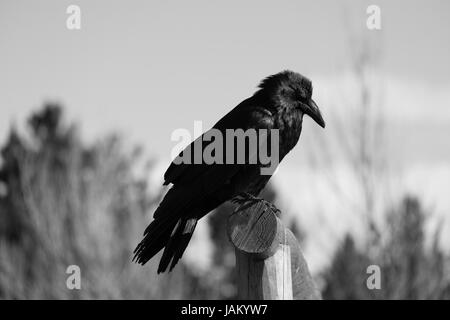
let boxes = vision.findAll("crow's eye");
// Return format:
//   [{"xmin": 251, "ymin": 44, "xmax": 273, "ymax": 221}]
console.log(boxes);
[
  {"xmin": 298, "ymin": 91, "xmax": 306, "ymax": 100},
  {"xmin": 295, "ymin": 89, "xmax": 306, "ymax": 101},
  {"xmin": 289, "ymin": 86, "xmax": 305, "ymax": 100}
]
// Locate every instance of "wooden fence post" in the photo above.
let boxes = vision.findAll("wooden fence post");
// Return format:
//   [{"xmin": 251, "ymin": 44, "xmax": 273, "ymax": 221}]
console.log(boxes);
[{"xmin": 227, "ymin": 201, "xmax": 321, "ymax": 300}]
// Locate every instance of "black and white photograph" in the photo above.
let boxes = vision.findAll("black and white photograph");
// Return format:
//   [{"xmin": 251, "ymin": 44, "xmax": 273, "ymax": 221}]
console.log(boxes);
[{"xmin": 0, "ymin": 0, "xmax": 449, "ymax": 305}]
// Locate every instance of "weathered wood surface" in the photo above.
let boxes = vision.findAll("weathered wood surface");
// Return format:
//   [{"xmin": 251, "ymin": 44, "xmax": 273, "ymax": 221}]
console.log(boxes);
[{"xmin": 227, "ymin": 201, "xmax": 321, "ymax": 300}]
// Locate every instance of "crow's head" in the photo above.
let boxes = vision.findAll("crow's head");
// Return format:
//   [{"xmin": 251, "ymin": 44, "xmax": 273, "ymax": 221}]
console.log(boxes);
[{"xmin": 258, "ymin": 70, "xmax": 325, "ymax": 128}]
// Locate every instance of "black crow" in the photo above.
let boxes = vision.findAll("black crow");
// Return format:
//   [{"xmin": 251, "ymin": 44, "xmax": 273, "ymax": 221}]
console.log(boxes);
[{"xmin": 133, "ymin": 70, "xmax": 325, "ymax": 273}]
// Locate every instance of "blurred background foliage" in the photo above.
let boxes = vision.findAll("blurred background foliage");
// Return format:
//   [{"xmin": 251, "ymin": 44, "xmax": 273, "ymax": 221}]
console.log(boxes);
[
  {"xmin": 322, "ymin": 196, "xmax": 450, "ymax": 299},
  {"xmin": 0, "ymin": 104, "xmax": 203, "ymax": 299},
  {"xmin": 0, "ymin": 104, "xmax": 448, "ymax": 299}
]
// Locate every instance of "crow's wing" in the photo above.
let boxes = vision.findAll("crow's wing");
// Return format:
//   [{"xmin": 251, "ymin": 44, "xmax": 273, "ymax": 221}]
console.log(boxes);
[
  {"xmin": 163, "ymin": 97, "xmax": 275, "ymax": 188},
  {"xmin": 135, "ymin": 98, "xmax": 276, "ymax": 269}
]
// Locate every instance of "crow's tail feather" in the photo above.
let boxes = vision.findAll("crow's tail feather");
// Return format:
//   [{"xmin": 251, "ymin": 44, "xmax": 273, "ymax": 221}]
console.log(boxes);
[
  {"xmin": 132, "ymin": 212, "xmax": 179, "ymax": 266},
  {"xmin": 133, "ymin": 184, "xmax": 204, "ymax": 272},
  {"xmin": 133, "ymin": 209, "xmax": 199, "ymax": 273},
  {"xmin": 157, "ymin": 217, "xmax": 198, "ymax": 273}
]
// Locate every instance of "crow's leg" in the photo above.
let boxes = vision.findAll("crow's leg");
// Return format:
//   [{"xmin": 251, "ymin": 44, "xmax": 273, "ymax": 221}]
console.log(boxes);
[{"xmin": 231, "ymin": 192, "xmax": 280, "ymax": 215}]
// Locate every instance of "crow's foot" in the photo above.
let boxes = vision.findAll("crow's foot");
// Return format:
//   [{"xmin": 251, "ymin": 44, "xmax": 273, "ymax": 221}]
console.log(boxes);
[{"xmin": 231, "ymin": 192, "xmax": 280, "ymax": 215}]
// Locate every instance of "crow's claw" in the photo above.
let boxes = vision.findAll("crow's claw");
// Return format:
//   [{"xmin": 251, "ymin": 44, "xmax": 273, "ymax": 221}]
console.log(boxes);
[
  {"xmin": 266, "ymin": 202, "xmax": 281, "ymax": 215},
  {"xmin": 231, "ymin": 192, "xmax": 280, "ymax": 215},
  {"xmin": 231, "ymin": 192, "xmax": 258, "ymax": 205}
]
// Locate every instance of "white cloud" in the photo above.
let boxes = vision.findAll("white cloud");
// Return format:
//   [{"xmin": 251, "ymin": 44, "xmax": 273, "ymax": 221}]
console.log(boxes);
[{"xmin": 271, "ymin": 162, "xmax": 450, "ymax": 274}]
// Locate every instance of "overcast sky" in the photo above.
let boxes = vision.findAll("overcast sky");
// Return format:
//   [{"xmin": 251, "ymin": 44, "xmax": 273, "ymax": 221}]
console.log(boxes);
[{"xmin": 1, "ymin": 0, "xmax": 449, "ymax": 272}]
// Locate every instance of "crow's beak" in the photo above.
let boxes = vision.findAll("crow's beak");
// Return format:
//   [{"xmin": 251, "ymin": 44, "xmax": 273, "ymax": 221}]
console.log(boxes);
[{"xmin": 304, "ymin": 99, "xmax": 325, "ymax": 128}]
